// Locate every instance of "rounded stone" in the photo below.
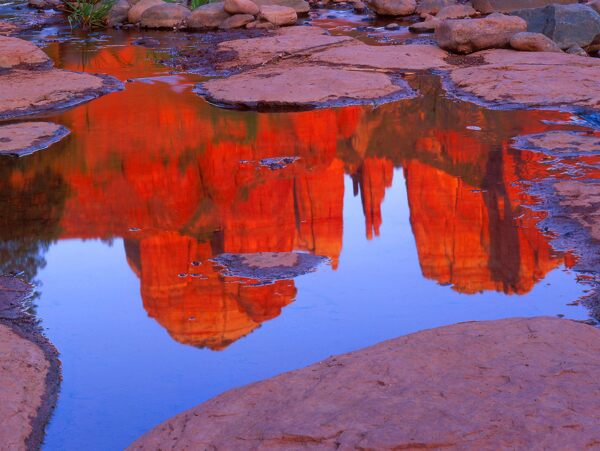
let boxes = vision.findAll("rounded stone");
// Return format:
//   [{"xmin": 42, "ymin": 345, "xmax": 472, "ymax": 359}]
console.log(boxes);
[
  {"xmin": 224, "ymin": 0, "xmax": 259, "ymax": 15},
  {"xmin": 0, "ymin": 35, "xmax": 50, "ymax": 70},
  {"xmin": 259, "ymin": 4, "xmax": 297, "ymax": 25},
  {"xmin": 139, "ymin": 3, "xmax": 190, "ymax": 28},
  {"xmin": 510, "ymin": 31, "xmax": 563, "ymax": 52}
]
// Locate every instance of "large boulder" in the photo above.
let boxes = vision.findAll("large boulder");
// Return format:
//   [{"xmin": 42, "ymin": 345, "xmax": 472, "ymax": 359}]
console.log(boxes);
[
  {"xmin": 139, "ymin": 3, "xmax": 190, "ymax": 28},
  {"xmin": 435, "ymin": 13, "xmax": 527, "ymax": 53},
  {"xmin": 436, "ymin": 3, "xmax": 476, "ymax": 19},
  {"xmin": 0, "ymin": 122, "xmax": 70, "ymax": 157},
  {"xmin": 253, "ymin": 0, "xmax": 309, "ymax": 14},
  {"xmin": 509, "ymin": 31, "xmax": 562, "ymax": 52},
  {"xmin": 0, "ymin": 36, "xmax": 50, "ymax": 69},
  {"xmin": 472, "ymin": 0, "xmax": 575, "ymax": 14},
  {"xmin": 187, "ymin": 2, "xmax": 229, "ymax": 29},
  {"xmin": 259, "ymin": 5, "xmax": 297, "ymax": 25},
  {"xmin": 512, "ymin": 4, "xmax": 600, "ymax": 50},
  {"xmin": 129, "ymin": 317, "xmax": 600, "ymax": 450},
  {"xmin": 127, "ymin": 0, "xmax": 164, "ymax": 23},
  {"xmin": 224, "ymin": 0, "xmax": 259, "ymax": 15},
  {"xmin": 368, "ymin": 0, "xmax": 416, "ymax": 16},
  {"xmin": 219, "ymin": 13, "xmax": 255, "ymax": 28},
  {"xmin": 416, "ymin": 0, "xmax": 456, "ymax": 16},
  {"xmin": 107, "ymin": 0, "xmax": 131, "ymax": 26}
]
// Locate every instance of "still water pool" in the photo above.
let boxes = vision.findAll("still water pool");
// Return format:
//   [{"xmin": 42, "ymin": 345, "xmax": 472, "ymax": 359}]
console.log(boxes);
[{"xmin": 0, "ymin": 34, "xmax": 593, "ymax": 449}]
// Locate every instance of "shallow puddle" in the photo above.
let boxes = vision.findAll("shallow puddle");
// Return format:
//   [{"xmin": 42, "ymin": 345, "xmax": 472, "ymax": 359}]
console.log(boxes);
[{"xmin": 0, "ymin": 31, "xmax": 598, "ymax": 450}]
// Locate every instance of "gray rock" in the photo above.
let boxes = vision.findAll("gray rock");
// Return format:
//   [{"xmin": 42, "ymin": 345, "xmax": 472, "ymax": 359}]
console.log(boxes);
[
  {"xmin": 509, "ymin": 31, "xmax": 562, "ymax": 52},
  {"xmin": 187, "ymin": 1, "xmax": 229, "ymax": 29},
  {"xmin": 512, "ymin": 4, "xmax": 600, "ymax": 50},
  {"xmin": 566, "ymin": 44, "xmax": 589, "ymax": 56},
  {"xmin": 472, "ymin": 0, "xmax": 575, "ymax": 14}
]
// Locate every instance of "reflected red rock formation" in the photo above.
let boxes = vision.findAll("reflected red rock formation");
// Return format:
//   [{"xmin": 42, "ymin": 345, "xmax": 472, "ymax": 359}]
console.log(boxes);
[{"xmin": 0, "ymin": 43, "xmax": 586, "ymax": 347}]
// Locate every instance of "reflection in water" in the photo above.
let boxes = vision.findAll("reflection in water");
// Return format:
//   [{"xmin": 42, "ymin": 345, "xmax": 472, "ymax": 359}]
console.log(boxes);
[{"xmin": 0, "ymin": 41, "xmax": 585, "ymax": 349}]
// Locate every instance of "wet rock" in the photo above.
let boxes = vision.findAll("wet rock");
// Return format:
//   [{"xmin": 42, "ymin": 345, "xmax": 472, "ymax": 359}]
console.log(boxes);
[
  {"xmin": 384, "ymin": 22, "xmax": 400, "ymax": 30},
  {"xmin": 447, "ymin": 49, "xmax": 600, "ymax": 109},
  {"xmin": 129, "ymin": 317, "xmax": 600, "ymax": 450},
  {"xmin": 435, "ymin": 13, "xmax": 527, "ymax": 54},
  {"xmin": 589, "ymin": 0, "xmax": 600, "ymax": 15},
  {"xmin": 212, "ymin": 252, "xmax": 327, "ymax": 282},
  {"xmin": 259, "ymin": 5, "xmax": 297, "ymax": 25},
  {"xmin": 0, "ymin": 36, "xmax": 50, "ymax": 70},
  {"xmin": 253, "ymin": 0, "xmax": 310, "ymax": 14},
  {"xmin": 436, "ymin": 3, "xmax": 476, "ymax": 20},
  {"xmin": 513, "ymin": 131, "xmax": 600, "ymax": 158},
  {"xmin": 224, "ymin": 0, "xmax": 260, "ymax": 15},
  {"xmin": 0, "ymin": 122, "xmax": 70, "ymax": 157},
  {"xmin": 0, "ymin": 69, "xmax": 123, "ymax": 119},
  {"xmin": 216, "ymin": 26, "xmax": 353, "ymax": 67},
  {"xmin": 0, "ymin": 21, "xmax": 18, "ymax": 36},
  {"xmin": 472, "ymin": 0, "xmax": 575, "ymax": 14},
  {"xmin": 509, "ymin": 31, "xmax": 562, "ymax": 52},
  {"xmin": 368, "ymin": 0, "xmax": 415, "ymax": 16},
  {"xmin": 219, "ymin": 13, "xmax": 255, "ymax": 28},
  {"xmin": 512, "ymin": 4, "xmax": 600, "ymax": 50},
  {"xmin": 353, "ymin": 0, "xmax": 366, "ymax": 12},
  {"xmin": 139, "ymin": 3, "xmax": 190, "ymax": 28},
  {"xmin": 187, "ymin": 1, "xmax": 229, "ymax": 29},
  {"xmin": 107, "ymin": 0, "xmax": 131, "ymax": 26},
  {"xmin": 128, "ymin": 0, "xmax": 165, "ymax": 23},
  {"xmin": 27, "ymin": 0, "xmax": 61, "ymax": 9},
  {"xmin": 566, "ymin": 44, "xmax": 588, "ymax": 56},
  {"xmin": 197, "ymin": 63, "xmax": 412, "ymax": 108},
  {"xmin": 409, "ymin": 17, "xmax": 440, "ymax": 33},
  {"xmin": 310, "ymin": 42, "xmax": 450, "ymax": 70},
  {"xmin": 415, "ymin": 0, "xmax": 455, "ymax": 16}
]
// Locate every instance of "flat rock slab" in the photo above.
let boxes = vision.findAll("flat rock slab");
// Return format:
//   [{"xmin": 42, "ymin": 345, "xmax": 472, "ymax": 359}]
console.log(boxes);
[
  {"xmin": 0, "ymin": 276, "xmax": 59, "ymax": 451},
  {"xmin": 0, "ymin": 35, "xmax": 51, "ymax": 69},
  {"xmin": 512, "ymin": 130, "xmax": 600, "ymax": 157},
  {"xmin": 0, "ymin": 122, "xmax": 70, "ymax": 157},
  {"xmin": 130, "ymin": 317, "xmax": 600, "ymax": 450},
  {"xmin": 212, "ymin": 252, "xmax": 326, "ymax": 283},
  {"xmin": 0, "ymin": 69, "xmax": 123, "ymax": 120},
  {"xmin": 310, "ymin": 43, "xmax": 450, "ymax": 71},
  {"xmin": 447, "ymin": 49, "xmax": 600, "ymax": 110},
  {"xmin": 197, "ymin": 64, "xmax": 414, "ymax": 109},
  {"xmin": 217, "ymin": 26, "xmax": 354, "ymax": 68}
]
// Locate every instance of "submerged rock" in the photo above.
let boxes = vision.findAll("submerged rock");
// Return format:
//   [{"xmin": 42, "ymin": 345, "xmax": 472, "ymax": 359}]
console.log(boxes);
[
  {"xmin": 0, "ymin": 122, "xmax": 70, "ymax": 157},
  {"xmin": 435, "ymin": 13, "xmax": 527, "ymax": 54},
  {"xmin": 197, "ymin": 63, "xmax": 412, "ymax": 108},
  {"xmin": 129, "ymin": 317, "xmax": 600, "ymax": 450},
  {"xmin": 509, "ymin": 31, "xmax": 562, "ymax": 52},
  {"xmin": 512, "ymin": 4, "xmax": 600, "ymax": 50},
  {"xmin": 447, "ymin": 49, "xmax": 600, "ymax": 109},
  {"xmin": 0, "ymin": 35, "xmax": 50, "ymax": 69}
]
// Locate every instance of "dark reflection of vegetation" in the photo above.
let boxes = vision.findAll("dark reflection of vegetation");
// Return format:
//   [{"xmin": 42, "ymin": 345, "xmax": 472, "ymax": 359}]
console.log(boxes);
[{"xmin": 0, "ymin": 163, "xmax": 69, "ymax": 292}]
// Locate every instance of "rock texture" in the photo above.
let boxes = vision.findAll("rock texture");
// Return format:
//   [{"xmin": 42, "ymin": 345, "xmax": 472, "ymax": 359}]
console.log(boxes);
[
  {"xmin": 128, "ymin": 0, "xmax": 165, "ymax": 23},
  {"xmin": 509, "ymin": 31, "xmax": 562, "ymax": 52},
  {"xmin": 198, "ymin": 64, "xmax": 412, "ymax": 108},
  {"xmin": 139, "ymin": 3, "xmax": 190, "ymax": 28},
  {"xmin": 512, "ymin": 4, "xmax": 600, "ymax": 50},
  {"xmin": 0, "ymin": 122, "xmax": 70, "ymax": 157},
  {"xmin": 0, "ymin": 276, "xmax": 60, "ymax": 451},
  {"xmin": 130, "ymin": 317, "xmax": 600, "ymax": 450},
  {"xmin": 447, "ymin": 49, "xmax": 600, "ymax": 109},
  {"xmin": 253, "ymin": 0, "xmax": 310, "ymax": 14},
  {"xmin": 259, "ymin": 5, "xmax": 297, "ymax": 25},
  {"xmin": 0, "ymin": 69, "xmax": 122, "ymax": 119},
  {"xmin": 472, "ymin": 0, "xmax": 575, "ymax": 14},
  {"xmin": 368, "ymin": 0, "xmax": 416, "ymax": 16},
  {"xmin": 0, "ymin": 35, "xmax": 50, "ymax": 69},
  {"xmin": 187, "ymin": 2, "xmax": 232, "ymax": 29},
  {"xmin": 224, "ymin": 0, "xmax": 260, "ymax": 15},
  {"xmin": 436, "ymin": 3, "xmax": 476, "ymax": 19},
  {"xmin": 416, "ymin": 0, "xmax": 456, "ymax": 15},
  {"xmin": 435, "ymin": 13, "xmax": 527, "ymax": 53}
]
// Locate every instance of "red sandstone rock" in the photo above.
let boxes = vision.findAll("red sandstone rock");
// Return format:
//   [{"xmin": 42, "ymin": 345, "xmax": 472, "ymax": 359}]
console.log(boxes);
[
  {"xmin": 127, "ymin": 0, "xmax": 164, "ymax": 23},
  {"xmin": 224, "ymin": 0, "xmax": 260, "ymax": 14},
  {"xmin": 368, "ymin": 0, "xmax": 416, "ymax": 16},
  {"xmin": 259, "ymin": 4, "xmax": 297, "ymax": 25},
  {"xmin": 129, "ymin": 317, "xmax": 600, "ymax": 450},
  {"xmin": 187, "ymin": 1, "xmax": 229, "ymax": 29},
  {"xmin": 139, "ymin": 3, "xmax": 190, "ymax": 28},
  {"xmin": 447, "ymin": 49, "xmax": 600, "ymax": 109},
  {"xmin": 0, "ymin": 122, "xmax": 70, "ymax": 157},
  {"xmin": 509, "ymin": 31, "xmax": 563, "ymax": 52},
  {"xmin": 0, "ymin": 35, "xmax": 50, "ymax": 69},
  {"xmin": 435, "ymin": 13, "xmax": 527, "ymax": 54}
]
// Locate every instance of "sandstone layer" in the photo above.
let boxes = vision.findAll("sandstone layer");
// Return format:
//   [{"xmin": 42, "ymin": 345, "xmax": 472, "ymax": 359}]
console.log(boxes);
[
  {"xmin": 130, "ymin": 317, "xmax": 600, "ymax": 450},
  {"xmin": 447, "ymin": 49, "xmax": 600, "ymax": 110},
  {"xmin": 0, "ymin": 122, "xmax": 70, "ymax": 157}
]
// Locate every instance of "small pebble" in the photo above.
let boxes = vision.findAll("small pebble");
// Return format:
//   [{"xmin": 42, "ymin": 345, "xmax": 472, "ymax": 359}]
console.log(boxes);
[{"xmin": 385, "ymin": 22, "xmax": 400, "ymax": 30}]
